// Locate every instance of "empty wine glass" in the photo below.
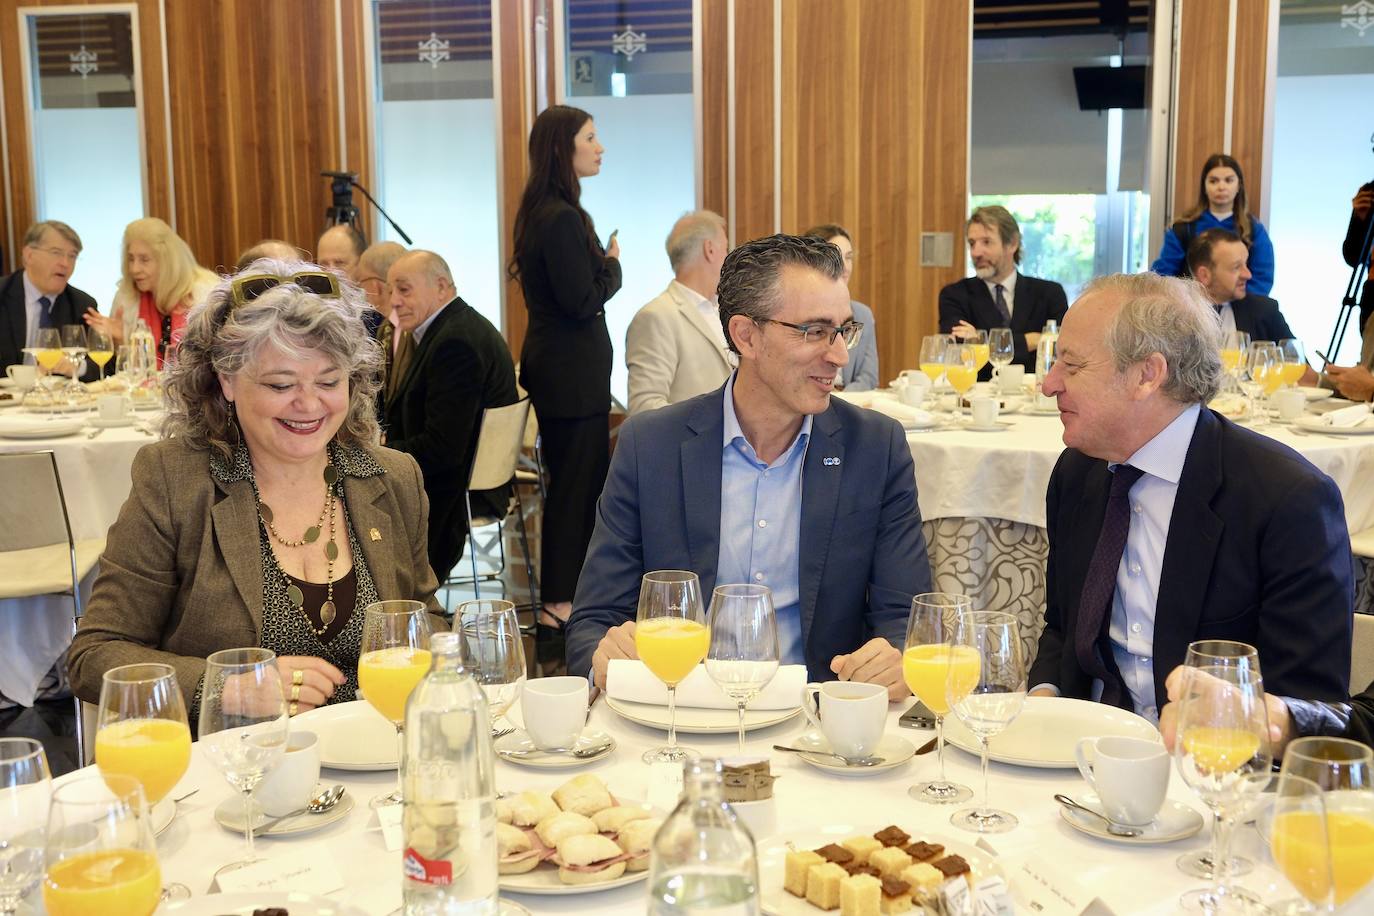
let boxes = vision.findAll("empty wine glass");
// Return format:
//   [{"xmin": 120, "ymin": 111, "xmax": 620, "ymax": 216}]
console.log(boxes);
[
  {"xmin": 988, "ymin": 328, "xmax": 1015, "ymax": 383},
  {"xmin": 359, "ymin": 600, "xmax": 433, "ymax": 807},
  {"xmin": 704, "ymin": 584, "xmax": 780, "ymax": 754},
  {"xmin": 947, "ymin": 610, "xmax": 1025, "ymax": 833},
  {"xmin": 42, "ymin": 773, "xmax": 160, "ymax": 916},
  {"xmin": 198, "ymin": 647, "xmax": 289, "ymax": 876},
  {"xmin": 455, "ymin": 598, "xmax": 527, "ymax": 730},
  {"xmin": 903, "ymin": 593, "xmax": 974, "ymax": 805},
  {"xmin": 636, "ymin": 570, "xmax": 707, "ymax": 765},
  {"xmin": 0, "ymin": 738, "xmax": 51, "ymax": 916}
]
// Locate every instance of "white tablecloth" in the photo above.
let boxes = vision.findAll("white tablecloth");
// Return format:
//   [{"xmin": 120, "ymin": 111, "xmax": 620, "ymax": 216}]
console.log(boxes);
[
  {"xmin": 0, "ymin": 415, "xmax": 158, "ymax": 706},
  {"xmin": 30, "ymin": 701, "xmax": 1358, "ymax": 915}
]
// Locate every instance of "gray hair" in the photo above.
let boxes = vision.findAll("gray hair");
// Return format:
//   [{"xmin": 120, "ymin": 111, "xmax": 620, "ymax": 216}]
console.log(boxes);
[
  {"xmin": 164, "ymin": 258, "xmax": 383, "ymax": 460},
  {"xmin": 665, "ymin": 210, "xmax": 726, "ymax": 273},
  {"xmin": 1086, "ymin": 273, "xmax": 1223, "ymax": 405},
  {"xmin": 716, "ymin": 234, "xmax": 844, "ymax": 355},
  {"xmin": 24, "ymin": 220, "xmax": 82, "ymax": 252},
  {"xmin": 358, "ymin": 241, "xmax": 408, "ymax": 280}
]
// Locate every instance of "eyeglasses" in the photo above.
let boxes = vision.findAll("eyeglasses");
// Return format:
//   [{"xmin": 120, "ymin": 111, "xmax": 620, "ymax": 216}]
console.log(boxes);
[
  {"xmin": 229, "ymin": 271, "xmax": 342, "ymax": 309},
  {"xmin": 355, "ymin": 275, "xmax": 386, "ymax": 288},
  {"xmin": 28, "ymin": 245, "xmax": 79, "ymax": 262},
  {"xmin": 756, "ymin": 318, "xmax": 864, "ymax": 349}
]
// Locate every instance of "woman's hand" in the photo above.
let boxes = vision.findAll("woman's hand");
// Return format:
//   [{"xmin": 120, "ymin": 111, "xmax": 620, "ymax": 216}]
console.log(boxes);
[
  {"xmin": 276, "ymin": 655, "xmax": 346, "ymax": 715},
  {"xmin": 1353, "ymin": 187, "xmax": 1373, "ymax": 220},
  {"xmin": 83, "ymin": 308, "xmax": 123, "ymax": 343}
]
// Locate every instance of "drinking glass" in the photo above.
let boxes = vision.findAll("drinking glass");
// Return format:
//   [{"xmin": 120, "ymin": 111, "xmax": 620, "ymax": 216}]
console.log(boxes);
[
  {"xmin": 704, "ymin": 584, "xmax": 780, "ymax": 754},
  {"xmin": 635, "ymin": 570, "xmax": 708, "ymax": 764},
  {"xmin": 944, "ymin": 342, "xmax": 978, "ymax": 409},
  {"xmin": 902, "ymin": 593, "xmax": 974, "ymax": 805},
  {"xmin": 919, "ymin": 335, "xmax": 948, "ymax": 385},
  {"xmin": 1174, "ymin": 664, "xmax": 1273, "ymax": 912},
  {"xmin": 1220, "ymin": 331, "xmax": 1251, "ymax": 395},
  {"xmin": 1278, "ymin": 338, "xmax": 1307, "ymax": 390},
  {"xmin": 95, "ymin": 664, "xmax": 191, "ymax": 806},
  {"xmin": 0, "ymin": 738, "xmax": 51, "ymax": 916},
  {"xmin": 454, "ymin": 598, "xmax": 526, "ymax": 730},
  {"xmin": 87, "ymin": 328, "xmax": 114, "ymax": 382},
  {"xmin": 988, "ymin": 328, "xmax": 1014, "ymax": 382},
  {"xmin": 42, "ymin": 773, "xmax": 160, "ymax": 916},
  {"xmin": 947, "ymin": 611, "xmax": 1025, "ymax": 833},
  {"xmin": 198, "ymin": 647, "xmax": 289, "ymax": 874},
  {"xmin": 359, "ymin": 599, "xmax": 433, "ymax": 807},
  {"xmin": 59, "ymin": 325, "xmax": 87, "ymax": 397},
  {"xmin": 967, "ymin": 329, "xmax": 990, "ymax": 374},
  {"xmin": 1271, "ymin": 737, "xmax": 1374, "ymax": 912},
  {"xmin": 1242, "ymin": 343, "xmax": 1277, "ymax": 426},
  {"xmin": 33, "ymin": 328, "xmax": 62, "ymax": 396}
]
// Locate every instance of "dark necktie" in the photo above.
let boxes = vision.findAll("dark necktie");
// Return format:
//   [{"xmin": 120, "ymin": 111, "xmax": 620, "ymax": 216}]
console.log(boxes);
[
  {"xmin": 1074, "ymin": 463, "xmax": 1144, "ymax": 709},
  {"xmin": 37, "ymin": 296, "xmax": 55, "ymax": 328},
  {"xmin": 1215, "ymin": 304, "xmax": 1224, "ymax": 316},
  {"xmin": 994, "ymin": 284, "xmax": 1011, "ymax": 324}
]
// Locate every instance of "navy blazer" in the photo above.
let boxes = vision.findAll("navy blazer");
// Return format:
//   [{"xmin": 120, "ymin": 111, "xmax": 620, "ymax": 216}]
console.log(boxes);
[
  {"xmin": 0, "ymin": 270, "xmax": 98, "ymax": 377},
  {"xmin": 1229, "ymin": 293, "xmax": 1297, "ymax": 343},
  {"xmin": 565, "ymin": 385, "xmax": 932, "ymax": 680},
  {"xmin": 1029, "ymin": 407, "xmax": 1353, "ymax": 708},
  {"xmin": 938, "ymin": 274, "xmax": 1068, "ymax": 376}
]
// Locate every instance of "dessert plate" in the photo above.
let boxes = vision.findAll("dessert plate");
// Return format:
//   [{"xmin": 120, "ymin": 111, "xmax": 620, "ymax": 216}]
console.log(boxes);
[
  {"xmin": 1298, "ymin": 387, "xmax": 1334, "ymax": 402},
  {"xmin": 294, "ymin": 700, "xmax": 398, "ymax": 770},
  {"xmin": 606, "ymin": 696, "xmax": 800, "ymax": 734},
  {"xmin": 0, "ymin": 416, "xmax": 84, "ymax": 439},
  {"xmin": 943, "ymin": 696, "xmax": 1158, "ymax": 768},
  {"xmin": 1059, "ymin": 794, "xmax": 1204, "ymax": 845},
  {"xmin": 214, "ymin": 790, "xmax": 354, "ymax": 837},
  {"xmin": 495, "ymin": 728, "xmax": 615, "ymax": 768},
  {"xmin": 787, "ymin": 732, "xmax": 916, "ymax": 776}
]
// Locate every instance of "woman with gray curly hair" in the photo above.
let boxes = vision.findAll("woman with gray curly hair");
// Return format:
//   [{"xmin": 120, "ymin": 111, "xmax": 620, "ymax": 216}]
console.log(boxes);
[{"xmin": 69, "ymin": 260, "xmax": 444, "ymax": 716}]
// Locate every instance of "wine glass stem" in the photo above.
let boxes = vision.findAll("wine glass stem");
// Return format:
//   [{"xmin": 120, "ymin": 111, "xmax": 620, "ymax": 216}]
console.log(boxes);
[
  {"xmin": 666, "ymin": 686, "xmax": 678, "ymax": 751},
  {"xmin": 394, "ymin": 725, "xmax": 405, "ymax": 800},
  {"xmin": 737, "ymin": 702, "xmax": 746, "ymax": 755},
  {"xmin": 935, "ymin": 715, "xmax": 948, "ymax": 783},
  {"xmin": 1209, "ymin": 809, "xmax": 1236, "ymax": 897},
  {"xmin": 242, "ymin": 787, "xmax": 256, "ymax": 863},
  {"xmin": 979, "ymin": 736, "xmax": 992, "ymax": 817}
]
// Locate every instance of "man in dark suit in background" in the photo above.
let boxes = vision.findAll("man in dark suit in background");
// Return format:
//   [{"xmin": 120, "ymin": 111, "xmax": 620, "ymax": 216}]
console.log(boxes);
[
  {"xmin": 567, "ymin": 234, "xmax": 931, "ymax": 695},
  {"xmin": 939, "ymin": 206, "xmax": 1068, "ymax": 376},
  {"xmin": 1029, "ymin": 273, "xmax": 1351, "ymax": 719},
  {"xmin": 384, "ymin": 250, "xmax": 518, "ymax": 581},
  {"xmin": 0, "ymin": 221, "xmax": 98, "ymax": 375}
]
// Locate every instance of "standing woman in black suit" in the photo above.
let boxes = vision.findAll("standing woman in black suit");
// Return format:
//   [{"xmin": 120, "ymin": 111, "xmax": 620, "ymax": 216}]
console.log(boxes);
[{"xmin": 509, "ymin": 105, "xmax": 622, "ymax": 632}]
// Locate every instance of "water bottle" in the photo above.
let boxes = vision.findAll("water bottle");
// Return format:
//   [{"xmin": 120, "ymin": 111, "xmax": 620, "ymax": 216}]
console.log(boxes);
[
  {"xmin": 1035, "ymin": 319, "xmax": 1059, "ymax": 389},
  {"xmin": 648, "ymin": 757, "xmax": 760, "ymax": 914},
  {"xmin": 128, "ymin": 320, "xmax": 156, "ymax": 382},
  {"xmin": 401, "ymin": 632, "xmax": 498, "ymax": 915}
]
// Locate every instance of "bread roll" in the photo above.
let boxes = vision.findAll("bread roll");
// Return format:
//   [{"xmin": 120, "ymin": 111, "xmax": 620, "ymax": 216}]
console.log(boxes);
[
  {"xmin": 556, "ymin": 833, "xmax": 627, "ymax": 885},
  {"xmin": 535, "ymin": 810, "xmax": 597, "ymax": 847},
  {"xmin": 496, "ymin": 822, "xmax": 540, "ymax": 875},
  {"xmin": 509, "ymin": 791, "xmax": 559, "ymax": 827},
  {"xmin": 614, "ymin": 817, "xmax": 661, "ymax": 872},
  {"xmin": 592, "ymin": 805, "xmax": 652, "ymax": 834},
  {"xmin": 552, "ymin": 774, "xmax": 614, "ymax": 816}
]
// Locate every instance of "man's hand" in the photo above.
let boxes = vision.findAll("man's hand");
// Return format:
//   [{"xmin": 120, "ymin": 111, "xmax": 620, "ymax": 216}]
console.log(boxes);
[
  {"xmin": 591, "ymin": 621, "xmax": 638, "ymax": 690},
  {"xmin": 830, "ymin": 638, "xmax": 908, "ymax": 702},
  {"xmin": 950, "ymin": 321, "xmax": 979, "ymax": 341},
  {"xmin": 1157, "ymin": 665, "xmax": 1288, "ymax": 753},
  {"xmin": 1353, "ymin": 187, "xmax": 1373, "ymax": 220},
  {"xmin": 1325, "ymin": 365, "xmax": 1374, "ymax": 402},
  {"xmin": 1028, "ymin": 686, "xmax": 1057, "ymax": 698}
]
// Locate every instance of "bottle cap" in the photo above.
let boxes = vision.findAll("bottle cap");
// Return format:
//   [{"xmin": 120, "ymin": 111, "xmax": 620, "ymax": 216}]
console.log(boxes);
[{"xmin": 430, "ymin": 631, "xmax": 462, "ymax": 654}]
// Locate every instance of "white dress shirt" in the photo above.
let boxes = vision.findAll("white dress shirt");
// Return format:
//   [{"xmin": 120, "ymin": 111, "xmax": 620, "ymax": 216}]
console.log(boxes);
[
  {"xmin": 1216, "ymin": 301, "xmax": 1237, "ymax": 337},
  {"xmin": 1100, "ymin": 403, "xmax": 1202, "ymax": 721},
  {"xmin": 672, "ymin": 280, "xmax": 727, "ymax": 350},
  {"xmin": 982, "ymin": 270, "xmax": 1018, "ymax": 320}
]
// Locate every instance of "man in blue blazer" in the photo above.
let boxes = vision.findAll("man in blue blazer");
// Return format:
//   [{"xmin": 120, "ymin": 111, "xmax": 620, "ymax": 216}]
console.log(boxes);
[{"xmin": 566, "ymin": 234, "xmax": 931, "ymax": 698}]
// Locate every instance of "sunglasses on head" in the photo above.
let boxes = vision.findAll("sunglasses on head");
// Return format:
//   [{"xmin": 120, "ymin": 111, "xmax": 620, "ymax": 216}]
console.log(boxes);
[{"xmin": 228, "ymin": 271, "xmax": 342, "ymax": 310}]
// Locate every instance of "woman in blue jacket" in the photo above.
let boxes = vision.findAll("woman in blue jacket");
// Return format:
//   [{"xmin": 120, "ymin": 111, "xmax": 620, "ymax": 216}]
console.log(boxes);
[{"xmin": 1152, "ymin": 153, "xmax": 1274, "ymax": 296}]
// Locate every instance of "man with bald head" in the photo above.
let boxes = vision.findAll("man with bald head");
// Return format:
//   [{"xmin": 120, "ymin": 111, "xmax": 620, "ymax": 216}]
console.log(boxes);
[
  {"xmin": 384, "ymin": 250, "xmax": 518, "ymax": 579},
  {"xmin": 316, "ymin": 224, "xmax": 366, "ymax": 275},
  {"xmin": 354, "ymin": 240, "xmax": 412, "ymax": 406}
]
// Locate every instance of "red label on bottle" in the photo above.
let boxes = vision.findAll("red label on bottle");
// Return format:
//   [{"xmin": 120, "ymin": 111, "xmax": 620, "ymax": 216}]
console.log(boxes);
[{"xmin": 403, "ymin": 848, "xmax": 453, "ymax": 886}]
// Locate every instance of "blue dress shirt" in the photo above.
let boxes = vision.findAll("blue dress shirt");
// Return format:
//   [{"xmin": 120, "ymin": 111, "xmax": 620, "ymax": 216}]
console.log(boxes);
[{"xmin": 716, "ymin": 374, "xmax": 810, "ymax": 664}]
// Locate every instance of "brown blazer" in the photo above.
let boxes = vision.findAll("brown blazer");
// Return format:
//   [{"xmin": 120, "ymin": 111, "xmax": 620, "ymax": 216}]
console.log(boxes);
[{"xmin": 68, "ymin": 438, "xmax": 444, "ymax": 707}]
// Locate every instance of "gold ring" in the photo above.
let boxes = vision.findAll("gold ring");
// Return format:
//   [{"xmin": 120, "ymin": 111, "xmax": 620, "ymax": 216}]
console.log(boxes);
[
  {"xmin": 289, "ymin": 701, "xmax": 298, "ymax": 716},
  {"xmin": 291, "ymin": 684, "xmax": 301, "ymax": 701},
  {"xmin": 293, "ymin": 669, "xmax": 305, "ymax": 686}
]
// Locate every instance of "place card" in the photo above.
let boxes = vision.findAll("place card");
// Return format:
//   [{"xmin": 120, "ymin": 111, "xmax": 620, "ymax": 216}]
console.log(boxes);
[
  {"xmin": 214, "ymin": 850, "xmax": 344, "ymax": 897},
  {"xmin": 375, "ymin": 802, "xmax": 405, "ymax": 851},
  {"xmin": 1006, "ymin": 854, "xmax": 1115, "ymax": 915}
]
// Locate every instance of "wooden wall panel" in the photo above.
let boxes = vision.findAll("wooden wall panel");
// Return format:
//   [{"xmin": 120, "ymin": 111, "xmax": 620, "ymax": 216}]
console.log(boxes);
[
  {"xmin": 1229, "ymin": 0, "xmax": 1269, "ymax": 215},
  {"xmin": 732, "ymin": 0, "xmax": 774, "ymax": 244},
  {"xmin": 700, "ymin": 0, "xmax": 728, "ymax": 217},
  {"xmin": 499, "ymin": 0, "xmax": 533, "ymax": 352}
]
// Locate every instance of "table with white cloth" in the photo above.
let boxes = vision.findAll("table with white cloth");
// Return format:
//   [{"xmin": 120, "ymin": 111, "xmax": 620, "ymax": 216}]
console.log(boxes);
[
  {"xmin": 901, "ymin": 402, "xmax": 1374, "ymax": 663},
  {"xmin": 30, "ymin": 700, "xmax": 1361, "ymax": 915},
  {"xmin": 0, "ymin": 417, "xmax": 158, "ymax": 707}
]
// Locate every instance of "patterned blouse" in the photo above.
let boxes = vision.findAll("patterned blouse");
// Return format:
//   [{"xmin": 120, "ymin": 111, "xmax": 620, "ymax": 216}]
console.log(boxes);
[{"xmin": 210, "ymin": 442, "xmax": 386, "ymax": 706}]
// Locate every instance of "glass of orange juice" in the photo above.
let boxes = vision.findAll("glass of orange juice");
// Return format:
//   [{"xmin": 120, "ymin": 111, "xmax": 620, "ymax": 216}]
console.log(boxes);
[
  {"xmin": 944, "ymin": 342, "xmax": 978, "ymax": 407},
  {"xmin": 42, "ymin": 774, "xmax": 161, "ymax": 916},
  {"xmin": 967, "ymin": 330, "xmax": 990, "ymax": 374},
  {"xmin": 95, "ymin": 664, "xmax": 191, "ymax": 808},
  {"xmin": 359, "ymin": 599, "xmax": 433, "ymax": 807},
  {"xmin": 903, "ymin": 593, "xmax": 975, "ymax": 805},
  {"xmin": 33, "ymin": 327, "xmax": 63, "ymax": 398},
  {"xmin": 635, "ymin": 570, "xmax": 707, "ymax": 764},
  {"xmin": 87, "ymin": 328, "xmax": 114, "ymax": 381}
]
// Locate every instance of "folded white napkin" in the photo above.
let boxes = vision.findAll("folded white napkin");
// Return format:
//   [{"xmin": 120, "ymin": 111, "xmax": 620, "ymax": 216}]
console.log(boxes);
[
  {"xmin": 1322, "ymin": 403, "xmax": 1374, "ymax": 428},
  {"xmin": 831, "ymin": 390, "xmax": 877, "ymax": 408},
  {"xmin": 863, "ymin": 399, "xmax": 934, "ymax": 428},
  {"xmin": 606, "ymin": 659, "xmax": 806, "ymax": 710}
]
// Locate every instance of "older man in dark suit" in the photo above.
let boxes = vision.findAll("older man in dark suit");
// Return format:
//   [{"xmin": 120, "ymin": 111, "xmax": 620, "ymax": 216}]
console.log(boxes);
[
  {"xmin": 1029, "ymin": 273, "xmax": 1351, "ymax": 720},
  {"xmin": 939, "ymin": 206, "xmax": 1068, "ymax": 376},
  {"xmin": 384, "ymin": 250, "xmax": 517, "ymax": 581},
  {"xmin": 0, "ymin": 221, "xmax": 97, "ymax": 375}
]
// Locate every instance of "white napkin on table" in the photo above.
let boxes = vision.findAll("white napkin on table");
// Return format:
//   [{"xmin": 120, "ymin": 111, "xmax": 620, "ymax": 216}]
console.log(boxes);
[
  {"xmin": 864, "ymin": 399, "xmax": 934, "ymax": 428},
  {"xmin": 606, "ymin": 659, "xmax": 806, "ymax": 710},
  {"xmin": 1322, "ymin": 403, "xmax": 1374, "ymax": 428},
  {"xmin": 831, "ymin": 390, "xmax": 877, "ymax": 408}
]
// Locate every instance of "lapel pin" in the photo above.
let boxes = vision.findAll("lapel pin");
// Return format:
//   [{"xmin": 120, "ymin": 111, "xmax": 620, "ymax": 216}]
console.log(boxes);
[
  {"xmin": 822, "ymin": 457, "xmax": 841, "ymax": 467},
  {"xmin": 369, "ymin": 527, "xmax": 382, "ymax": 542}
]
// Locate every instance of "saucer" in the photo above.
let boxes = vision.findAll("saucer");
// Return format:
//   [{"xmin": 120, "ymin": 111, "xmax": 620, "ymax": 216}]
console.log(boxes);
[
  {"xmin": 1058, "ymin": 794, "xmax": 1204, "ymax": 844},
  {"xmin": 87, "ymin": 415, "xmax": 139, "ymax": 428},
  {"xmin": 787, "ymin": 732, "xmax": 916, "ymax": 776},
  {"xmin": 214, "ymin": 789, "xmax": 354, "ymax": 837},
  {"xmin": 964, "ymin": 420, "xmax": 1014, "ymax": 432},
  {"xmin": 495, "ymin": 728, "xmax": 615, "ymax": 768}
]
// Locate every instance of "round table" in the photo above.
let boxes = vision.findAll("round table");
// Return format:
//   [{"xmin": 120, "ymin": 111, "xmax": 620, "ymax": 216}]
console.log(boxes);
[{"xmin": 31, "ymin": 700, "xmax": 1362, "ymax": 915}]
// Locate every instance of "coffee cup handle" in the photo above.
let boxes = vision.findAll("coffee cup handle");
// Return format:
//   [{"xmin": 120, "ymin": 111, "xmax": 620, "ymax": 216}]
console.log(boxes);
[
  {"xmin": 1074, "ymin": 737, "xmax": 1098, "ymax": 791},
  {"xmin": 800, "ymin": 682, "xmax": 824, "ymax": 733}
]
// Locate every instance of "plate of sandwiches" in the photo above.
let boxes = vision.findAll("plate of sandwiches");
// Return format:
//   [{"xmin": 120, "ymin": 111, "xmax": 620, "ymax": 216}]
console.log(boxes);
[
  {"xmin": 497, "ymin": 773, "xmax": 663, "ymax": 895},
  {"xmin": 758, "ymin": 823, "xmax": 1005, "ymax": 915}
]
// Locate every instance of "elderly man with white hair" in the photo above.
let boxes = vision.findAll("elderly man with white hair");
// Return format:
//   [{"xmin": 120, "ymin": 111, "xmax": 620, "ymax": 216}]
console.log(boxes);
[
  {"xmin": 1029, "ymin": 273, "xmax": 1352, "ymax": 720},
  {"xmin": 624, "ymin": 209, "xmax": 734, "ymax": 414}
]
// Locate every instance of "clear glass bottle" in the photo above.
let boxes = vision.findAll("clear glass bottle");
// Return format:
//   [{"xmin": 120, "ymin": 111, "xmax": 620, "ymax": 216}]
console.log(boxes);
[
  {"xmin": 401, "ymin": 632, "xmax": 498, "ymax": 915},
  {"xmin": 648, "ymin": 757, "xmax": 760, "ymax": 915},
  {"xmin": 1035, "ymin": 319, "xmax": 1060, "ymax": 388},
  {"xmin": 128, "ymin": 319, "xmax": 156, "ymax": 382}
]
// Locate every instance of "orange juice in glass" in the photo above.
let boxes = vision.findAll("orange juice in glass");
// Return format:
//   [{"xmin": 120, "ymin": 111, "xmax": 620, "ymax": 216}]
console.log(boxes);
[
  {"xmin": 95, "ymin": 719, "xmax": 191, "ymax": 805},
  {"xmin": 1220, "ymin": 348, "xmax": 1243, "ymax": 374},
  {"xmin": 902, "ymin": 643, "xmax": 980, "ymax": 716},
  {"xmin": 359, "ymin": 600, "xmax": 433, "ymax": 808},
  {"xmin": 946, "ymin": 365, "xmax": 977, "ymax": 398},
  {"xmin": 1182, "ymin": 726, "xmax": 1262, "ymax": 773},
  {"xmin": 904, "ymin": 593, "xmax": 975, "ymax": 805},
  {"xmin": 919, "ymin": 362, "xmax": 945, "ymax": 383},
  {"xmin": 359, "ymin": 647, "xmax": 433, "ymax": 724},
  {"xmin": 43, "ymin": 848, "xmax": 160, "ymax": 916},
  {"xmin": 636, "ymin": 570, "xmax": 706, "ymax": 764},
  {"xmin": 636, "ymin": 618, "xmax": 709, "ymax": 687},
  {"xmin": 969, "ymin": 344, "xmax": 990, "ymax": 372},
  {"xmin": 1279, "ymin": 362, "xmax": 1306, "ymax": 387}
]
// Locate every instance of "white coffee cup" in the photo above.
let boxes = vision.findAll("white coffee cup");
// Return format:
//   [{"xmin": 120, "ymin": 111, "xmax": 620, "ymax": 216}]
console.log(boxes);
[
  {"xmin": 1074, "ymin": 735, "xmax": 1169, "ymax": 826},
  {"xmin": 800, "ymin": 681, "xmax": 887, "ymax": 758},
  {"xmin": 5, "ymin": 365, "xmax": 37, "ymax": 388},
  {"xmin": 998, "ymin": 364, "xmax": 1026, "ymax": 393},
  {"xmin": 899, "ymin": 375, "xmax": 930, "ymax": 407},
  {"xmin": 1272, "ymin": 388, "xmax": 1306, "ymax": 421},
  {"xmin": 970, "ymin": 396, "xmax": 1000, "ymax": 427},
  {"xmin": 97, "ymin": 393, "xmax": 130, "ymax": 421},
  {"xmin": 519, "ymin": 676, "xmax": 588, "ymax": 750},
  {"xmin": 256, "ymin": 729, "xmax": 321, "ymax": 817},
  {"xmin": 1036, "ymin": 391, "xmax": 1057, "ymax": 411}
]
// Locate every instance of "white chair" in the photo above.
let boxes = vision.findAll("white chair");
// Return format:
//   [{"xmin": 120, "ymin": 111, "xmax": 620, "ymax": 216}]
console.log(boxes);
[
  {"xmin": 1353, "ymin": 614, "xmax": 1374, "ymax": 696},
  {"xmin": 0, "ymin": 451, "xmax": 106, "ymax": 766}
]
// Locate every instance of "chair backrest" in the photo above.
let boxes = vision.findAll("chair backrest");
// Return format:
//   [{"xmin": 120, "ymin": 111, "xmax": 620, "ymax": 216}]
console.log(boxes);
[
  {"xmin": 1353, "ymin": 613, "xmax": 1374, "ymax": 695},
  {"xmin": 0, "ymin": 451, "xmax": 75, "ymax": 553},
  {"xmin": 469, "ymin": 398, "xmax": 532, "ymax": 491}
]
